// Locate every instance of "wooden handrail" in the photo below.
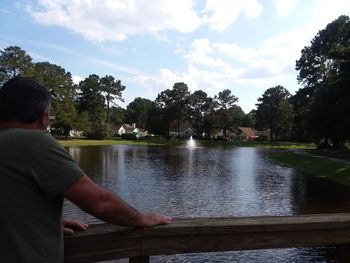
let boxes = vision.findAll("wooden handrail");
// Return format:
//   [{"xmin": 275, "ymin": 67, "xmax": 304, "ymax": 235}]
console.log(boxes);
[{"xmin": 64, "ymin": 213, "xmax": 350, "ymax": 263}]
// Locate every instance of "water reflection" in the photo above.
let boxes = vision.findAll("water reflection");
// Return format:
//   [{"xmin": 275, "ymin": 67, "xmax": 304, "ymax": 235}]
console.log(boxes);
[{"xmin": 65, "ymin": 145, "xmax": 350, "ymax": 262}]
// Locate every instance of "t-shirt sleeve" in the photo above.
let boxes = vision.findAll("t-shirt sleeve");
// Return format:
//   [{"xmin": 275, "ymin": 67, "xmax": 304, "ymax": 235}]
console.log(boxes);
[{"xmin": 30, "ymin": 133, "xmax": 85, "ymax": 198}]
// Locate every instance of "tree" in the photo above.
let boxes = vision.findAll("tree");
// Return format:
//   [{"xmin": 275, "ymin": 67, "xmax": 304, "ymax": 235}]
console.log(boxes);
[
  {"xmin": 0, "ymin": 46, "xmax": 33, "ymax": 84},
  {"xmin": 100, "ymin": 75, "xmax": 125, "ymax": 124},
  {"xmin": 154, "ymin": 82, "xmax": 190, "ymax": 137},
  {"xmin": 110, "ymin": 106, "xmax": 126, "ymax": 126},
  {"xmin": 77, "ymin": 74, "xmax": 106, "ymax": 139},
  {"xmin": 214, "ymin": 89, "xmax": 238, "ymax": 140},
  {"xmin": 188, "ymin": 90, "xmax": 210, "ymax": 136},
  {"xmin": 171, "ymin": 82, "xmax": 190, "ymax": 137},
  {"xmin": 289, "ymin": 87, "xmax": 314, "ymax": 142},
  {"xmin": 154, "ymin": 89, "xmax": 176, "ymax": 135},
  {"xmin": 124, "ymin": 97, "xmax": 152, "ymax": 129},
  {"xmin": 229, "ymin": 104, "xmax": 246, "ymax": 128},
  {"xmin": 255, "ymin": 86, "xmax": 292, "ymax": 141},
  {"xmin": 242, "ymin": 110, "xmax": 256, "ymax": 128},
  {"xmin": 295, "ymin": 15, "xmax": 350, "ymax": 147},
  {"xmin": 29, "ymin": 62, "xmax": 77, "ymax": 136},
  {"xmin": 201, "ymin": 97, "xmax": 217, "ymax": 137}
]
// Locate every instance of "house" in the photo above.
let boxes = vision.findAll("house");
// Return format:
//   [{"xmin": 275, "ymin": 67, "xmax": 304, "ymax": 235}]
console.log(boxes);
[
  {"xmin": 114, "ymin": 123, "xmax": 140, "ymax": 137},
  {"xmin": 225, "ymin": 127, "xmax": 257, "ymax": 141},
  {"xmin": 180, "ymin": 123, "xmax": 198, "ymax": 138},
  {"xmin": 237, "ymin": 127, "xmax": 258, "ymax": 141},
  {"xmin": 254, "ymin": 129, "xmax": 271, "ymax": 141},
  {"xmin": 168, "ymin": 122, "xmax": 198, "ymax": 138}
]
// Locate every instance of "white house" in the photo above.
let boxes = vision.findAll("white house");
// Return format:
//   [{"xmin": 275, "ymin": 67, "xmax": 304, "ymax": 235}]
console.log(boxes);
[{"xmin": 114, "ymin": 123, "xmax": 140, "ymax": 137}]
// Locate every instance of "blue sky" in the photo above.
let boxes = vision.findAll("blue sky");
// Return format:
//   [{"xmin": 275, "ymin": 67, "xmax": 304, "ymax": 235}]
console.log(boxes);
[{"xmin": 1, "ymin": 0, "xmax": 349, "ymax": 113}]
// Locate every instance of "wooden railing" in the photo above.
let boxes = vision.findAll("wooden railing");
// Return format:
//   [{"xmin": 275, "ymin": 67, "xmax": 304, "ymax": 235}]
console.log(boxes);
[{"xmin": 64, "ymin": 213, "xmax": 350, "ymax": 263}]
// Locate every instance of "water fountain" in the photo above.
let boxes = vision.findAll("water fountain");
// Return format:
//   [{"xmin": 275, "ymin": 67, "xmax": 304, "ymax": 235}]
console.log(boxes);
[{"xmin": 186, "ymin": 136, "xmax": 196, "ymax": 148}]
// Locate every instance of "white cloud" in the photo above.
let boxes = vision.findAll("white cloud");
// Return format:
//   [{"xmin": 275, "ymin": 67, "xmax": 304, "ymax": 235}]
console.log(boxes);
[
  {"xmin": 184, "ymin": 39, "xmax": 225, "ymax": 68},
  {"xmin": 310, "ymin": 0, "xmax": 350, "ymax": 31},
  {"xmin": 184, "ymin": 39, "xmax": 244, "ymax": 77},
  {"xmin": 87, "ymin": 57, "xmax": 142, "ymax": 76},
  {"xmin": 133, "ymin": 64, "xmax": 228, "ymax": 100},
  {"xmin": 131, "ymin": 62, "xmax": 297, "ymax": 113},
  {"xmin": 186, "ymin": 33, "xmax": 304, "ymax": 82},
  {"xmin": 203, "ymin": 0, "xmax": 263, "ymax": 31},
  {"xmin": 212, "ymin": 42, "xmax": 259, "ymax": 63},
  {"xmin": 27, "ymin": 0, "xmax": 265, "ymax": 42},
  {"xmin": 274, "ymin": 0, "xmax": 297, "ymax": 16},
  {"xmin": 27, "ymin": 0, "xmax": 202, "ymax": 42},
  {"xmin": 28, "ymin": 51, "xmax": 50, "ymax": 62},
  {"xmin": 72, "ymin": 75, "xmax": 83, "ymax": 84}
]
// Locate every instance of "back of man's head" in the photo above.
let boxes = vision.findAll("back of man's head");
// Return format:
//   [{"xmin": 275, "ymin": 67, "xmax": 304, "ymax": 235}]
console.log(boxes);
[{"xmin": 0, "ymin": 77, "xmax": 51, "ymax": 123}]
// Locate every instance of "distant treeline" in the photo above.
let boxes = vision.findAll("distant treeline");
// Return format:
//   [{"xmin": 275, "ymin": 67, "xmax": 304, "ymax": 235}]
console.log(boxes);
[{"xmin": 0, "ymin": 15, "xmax": 349, "ymax": 148}]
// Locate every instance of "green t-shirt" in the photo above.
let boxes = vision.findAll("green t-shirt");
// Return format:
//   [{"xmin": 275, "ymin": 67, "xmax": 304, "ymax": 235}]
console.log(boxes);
[{"xmin": 0, "ymin": 129, "xmax": 85, "ymax": 263}]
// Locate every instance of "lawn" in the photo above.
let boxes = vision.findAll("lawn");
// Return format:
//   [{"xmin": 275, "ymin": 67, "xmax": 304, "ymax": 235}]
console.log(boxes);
[
  {"xmin": 57, "ymin": 137, "xmax": 182, "ymax": 147},
  {"xmin": 269, "ymin": 151, "xmax": 350, "ymax": 185},
  {"xmin": 58, "ymin": 137, "xmax": 316, "ymax": 149}
]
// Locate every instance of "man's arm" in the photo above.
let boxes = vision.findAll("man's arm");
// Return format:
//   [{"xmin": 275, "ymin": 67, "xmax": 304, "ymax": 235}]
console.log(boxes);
[{"xmin": 64, "ymin": 175, "xmax": 172, "ymax": 227}]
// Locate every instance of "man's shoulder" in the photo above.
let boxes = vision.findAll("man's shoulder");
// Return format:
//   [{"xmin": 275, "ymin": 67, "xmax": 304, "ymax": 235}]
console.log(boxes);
[
  {"xmin": 0, "ymin": 128, "xmax": 48, "ymax": 137},
  {"xmin": 0, "ymin": 128, "xmax": 57, "ymax": 145}
]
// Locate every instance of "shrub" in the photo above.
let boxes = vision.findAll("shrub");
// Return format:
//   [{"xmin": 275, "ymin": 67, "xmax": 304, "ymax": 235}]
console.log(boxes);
[{"xmin": 121, "ymin": 133, "xmax": 138, "ymax": 140}]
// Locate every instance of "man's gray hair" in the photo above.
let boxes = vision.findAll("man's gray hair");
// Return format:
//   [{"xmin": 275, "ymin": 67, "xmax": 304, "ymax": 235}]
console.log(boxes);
[{"xmin": 0, "ymin": 77, "xmax": 52, "ymax": 123}]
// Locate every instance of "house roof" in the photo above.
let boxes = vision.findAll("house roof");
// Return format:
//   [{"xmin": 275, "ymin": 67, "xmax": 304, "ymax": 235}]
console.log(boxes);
[
  {"xmin": 115, "ymin": 124, "xmax": 136, "ymax": 133},
  {"xmin": 238, "ymin": 127, "xmax": 256, "ymax": 137},
  {"xmin": 115, "ymin": 124, "xmax": 123, "ymax": 131},
  {"xmin": 123, "ymin": 124, "xmax": 135, "ymax": 133}
]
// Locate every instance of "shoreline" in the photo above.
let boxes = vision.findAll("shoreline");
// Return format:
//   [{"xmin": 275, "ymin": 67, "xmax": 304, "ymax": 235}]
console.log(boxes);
[
  {"xmin": 269, "ymin": 151, "xmax": 350, "ymax": 186},
  {"xmin": 58, "ymin": 138, "xmax": 315, "ymax": 149}
]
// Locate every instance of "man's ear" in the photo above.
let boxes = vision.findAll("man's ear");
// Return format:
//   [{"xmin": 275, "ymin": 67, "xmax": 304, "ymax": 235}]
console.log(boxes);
[{"xmin": 38, "ymin": 109, "xmax": 50, "ymax": 129}]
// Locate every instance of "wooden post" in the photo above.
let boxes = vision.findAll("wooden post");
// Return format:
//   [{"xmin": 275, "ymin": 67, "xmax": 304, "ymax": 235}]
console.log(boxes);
[
  {"xmin": 129, "ymin": 256, "xmax": 150, "ymax": 263},
  {"xmin": 337, "ymin": 244, "xmax": 350, "ymax": 263}
]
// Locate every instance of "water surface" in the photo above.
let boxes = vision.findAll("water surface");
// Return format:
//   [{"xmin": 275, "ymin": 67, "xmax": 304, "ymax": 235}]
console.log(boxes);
[{"xmin": 64, "ymin": 145, "xmax": 350, "ymax": 262}]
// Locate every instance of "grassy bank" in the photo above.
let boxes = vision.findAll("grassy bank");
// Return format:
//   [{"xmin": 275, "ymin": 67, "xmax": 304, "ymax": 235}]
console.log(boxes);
[
  {"xmin": 200, "ymin": 140, "xmax": 315, "ymax": 149},
  {"xmin": 58, "ymin": 137, "xmax": 315, "ymax": 149},
  {"xmin": 308, "ymin": 148, "xmax": 350, "ymax": 161},
  {"xmin": 57, "ymin": 137, "xmax": 182, "ymax": 147},
  {"xmin": 269, "ymin": 152, "xmax": 350, "ymax": 185}
]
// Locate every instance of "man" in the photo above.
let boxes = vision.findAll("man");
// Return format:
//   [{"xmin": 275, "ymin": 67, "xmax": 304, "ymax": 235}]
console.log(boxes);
[{"xmin": 0, "ymin": 77, "xmax": 171, "ymax": 263}]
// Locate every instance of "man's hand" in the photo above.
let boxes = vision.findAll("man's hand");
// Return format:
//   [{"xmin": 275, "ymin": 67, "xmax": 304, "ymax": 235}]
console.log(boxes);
[
  {"xmin": 63, "ymin": 218, "xmax": 88, "ymax": 236},
  {"xmin": 140, "ymin": 213, "xmax": 172, "ymax": 227}
]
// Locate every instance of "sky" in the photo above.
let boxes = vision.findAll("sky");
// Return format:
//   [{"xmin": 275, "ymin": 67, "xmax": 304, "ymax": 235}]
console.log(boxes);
[{"xmin": 0, "ymin": 0, "xmax": 349, "ymax": 113}]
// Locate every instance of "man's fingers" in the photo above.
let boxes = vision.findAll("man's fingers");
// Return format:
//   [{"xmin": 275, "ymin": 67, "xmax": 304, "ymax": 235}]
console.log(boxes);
[
  {"xmin": 142, "ymin": 213, "xmax": 172, "ymax": 227},
  {"xmin": 159, "ymin": 215, "xmax": 172, "ymax": 224},
  {"xmin": 74, "ymin": 222, "xmax": 89, "ymax": 230},
  {"xmin": 63, "ymin": 218, "xmax": 89, "ymax": 231},
  {"xmin": 63, "ymin": 227, "xmax": 74, "ymax": 236}
]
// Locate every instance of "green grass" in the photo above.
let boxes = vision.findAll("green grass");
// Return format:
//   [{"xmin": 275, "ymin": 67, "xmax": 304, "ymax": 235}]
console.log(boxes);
[
  {"xmin": 57, "ymin": 137, "xmax": 182, "ymax": 147},
  {"xmin": 308, "ymin": 148, "xmax": 350, "ymax": 161},
  {"xmin": 58, "ymin": 137, "xmax": 315, "ymax": 149},
  {"xmin": 199, "ymin": 140, "xmax": 315, "ymax": 149},
  {"xmin": 269, "ymin": 152, "xmax": 350, "ymax": 185}
]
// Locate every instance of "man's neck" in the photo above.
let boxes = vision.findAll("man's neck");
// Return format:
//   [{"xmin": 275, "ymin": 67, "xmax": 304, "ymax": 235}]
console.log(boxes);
[{"xmin": 0, "ymin": 120, "xmax": 44, "ymax": 130}]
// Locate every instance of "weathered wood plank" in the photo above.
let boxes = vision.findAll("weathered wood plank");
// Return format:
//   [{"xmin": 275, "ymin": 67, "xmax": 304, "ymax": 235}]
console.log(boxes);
[
  {"xmin": 144, "ymin": 214, "xmax": 350, "ymax": 237},
  {"xmin": 64, "ymin": 223, "xmax": 142, "ymax": 263},
  {"xmin": 64, "ymin": 213, "xmax": 350, "ymax": 262},
  {"xmin": 143, "ymin": 227, "xmax": 350, "ymax": 256}
]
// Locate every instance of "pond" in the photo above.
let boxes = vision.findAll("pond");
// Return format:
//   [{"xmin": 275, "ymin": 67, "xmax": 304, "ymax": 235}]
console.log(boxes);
[{"xmin": 64, "ymin": 145, "xmax": 350, "ymax": 262}]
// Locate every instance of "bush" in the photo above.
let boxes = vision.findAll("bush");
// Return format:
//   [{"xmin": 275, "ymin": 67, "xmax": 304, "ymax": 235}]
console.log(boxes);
[
  {"xmin": 317, "ymin": 141, "xmax": 332, "ymax": 149},
  {"xmin": 121, "ymin": 133, "xmax": 138, "ymax": 140},
  {"xmin": 256, "ymin": 135, "xmax": 268, "ymax": 142}
]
